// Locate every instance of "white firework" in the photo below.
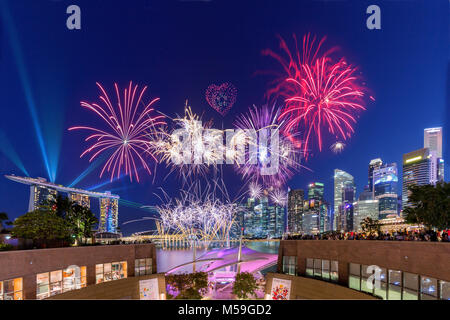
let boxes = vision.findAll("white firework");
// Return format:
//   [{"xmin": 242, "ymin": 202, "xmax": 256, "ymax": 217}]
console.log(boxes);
[{"xmin": 330, "ymin": 141, "xmax": 346, "ymax": 154}]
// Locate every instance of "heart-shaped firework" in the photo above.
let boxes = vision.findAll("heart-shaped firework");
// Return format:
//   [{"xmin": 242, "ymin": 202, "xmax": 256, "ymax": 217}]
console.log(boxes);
[{"xmin": 205, "ymin": 82, "xmax": 237, "ymax": 116}]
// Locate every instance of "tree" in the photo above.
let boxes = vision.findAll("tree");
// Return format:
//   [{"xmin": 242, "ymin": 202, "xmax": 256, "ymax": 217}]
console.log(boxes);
[
  {"xmin": 232, "ymin": 272, "xmax": 258, "ymax": 299},
  {"xmin": 66, "ymin": 205, "xmax": 98, "ymax": 244},
  {"xmin": 165, "ymin": 272, "xmax": 209, "ymax": 299},
  {"xmin": 11, "ymin": 209, "xmax": 72, "ymax": 247},
  {"xmin": 360, "ymin": 217, "xmax": 380, "ymax": 234},
  {"xmin": 41, "ymin": 194, "xmax": 75, "ymax": 218},
  {"xmin": 0, "ymin": 212, "xmax": 12, "ymax": 231},
  {"xmin": 404, "ymin": 182, "xmax": 450, "ymax": 230}
]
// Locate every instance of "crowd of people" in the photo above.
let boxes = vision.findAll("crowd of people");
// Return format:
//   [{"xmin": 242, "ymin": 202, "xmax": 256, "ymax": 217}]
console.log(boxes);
[{"xmin": 285, "ymin": 229, "xmax": 450, "ymax": 242}]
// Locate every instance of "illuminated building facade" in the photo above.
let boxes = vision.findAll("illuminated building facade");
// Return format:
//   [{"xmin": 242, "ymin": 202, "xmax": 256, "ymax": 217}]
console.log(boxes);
[
  {"xmin": 28, "ymin": 180, "xmax": 58, "ymax": 212},
  {"xmin": 300, "ymin": 183, "xmax": 328, "ymax": 234},
  {"xmin": 424, "ymin": 127, "xmax": 444, "ymax": 183},
  {"xmin": 99, "ymin": 194, "xmax": 119, "ymax": 234},
  {"xmin": 368, "ymin": 158, "xmax": 383, "ymax": 193},
  {"xmin": 334, "ymin": 170, "xmax": 354, "ymax": 231},
  {"xmin": 5, "ymin": 175, "xmax": 120, "ymax": 234},
  {"xmin": 353, "ymin": 199, "xmax": 379, "ymax": 232},
  {"xmin": 308, "ymin": 182, "xmax": 324, "ymax": 201},
  {"xmin": 337, "ymin": 184, "xmax": 356, "ymax": 232},
  {"xmin": 242, "ymin": 195, "xmax": 284, "ymax": 238},
  {"xmin": 402, "ymin": 148, "xmax": 432, "ymax": 212},
  {"xmin": 287, "ymin": 189, "xmax": 304, "ymax": 234},
  {"xmin": 373, "ymin": 163, "xmax": 399, "ymax": 219},
  {"xmin": 69, "ymin": 192, "xmax": 90, "ymax": 208}
]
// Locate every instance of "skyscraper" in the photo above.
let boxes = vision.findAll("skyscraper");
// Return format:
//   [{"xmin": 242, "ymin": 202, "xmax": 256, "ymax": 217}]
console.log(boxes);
[
  {"xmin": 424, "ymin": 127, "xmax": 442, "ymax": 158},
  {"xmin": 368, "ymin": 158, "xmax": 383, "ymax": 193},
  {"xmin": 353, "ymin": 196, "xmax": 379, "ymax": 232},
  {"xmin": 99, "ymin": 193, "xmax": 119, "ymax": 234},
  {"xmin": 301, "ymin": 182, "xmax": 328, "ymax": 234},
  {"xmin": 373, "ymin": 162, "xmax": 399, "ymax": 219},
  {"xmin": 402, "ymin": 148, "xmax": 432, "ymax": 212},
  {"xmin": 287, "ymin": 189, "xmax": 304, "ymax": 234},
  {"xmin": 333, "ymin": 169, "xmax": 354, "ymax": 231},
  {"xmin": 308, "ymin": 182, "xmax": 324, "ymax": 201},
  {"xmin": 338, "ymin": 183, "xmax": 356, "ymax": 231},
  {"xmin": 29, "ymin": 183, "xmax": 58, "ymax": 212}
]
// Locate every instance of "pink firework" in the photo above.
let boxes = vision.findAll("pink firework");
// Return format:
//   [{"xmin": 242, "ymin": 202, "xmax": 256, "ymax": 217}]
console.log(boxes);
[
  {"xmin": 263, "ymin": 34, "xmax": 367, "ymax": 157},
  {"xmin": 281, "ymin": 56, "xmax": 366, "ymax": 155},
  {"xmin": 69, "ymin": 82, "xmax": 166, "ymax": 182}
]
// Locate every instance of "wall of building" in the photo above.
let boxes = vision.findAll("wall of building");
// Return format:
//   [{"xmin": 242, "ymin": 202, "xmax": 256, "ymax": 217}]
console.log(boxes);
[
  {"xmin": 0, "ymin": 243, "xmax": 156, "ymax": 299},
  {"xmin": 47, "ymin": 273, "xmax": 166, "ymax": 300},
  {"xmin": 278, "ymin": 240, "xmax": 450, "ymax": 286},
  {"xmin": 265, "ymin": 272, "xmax": 376, "ymax": 299}
]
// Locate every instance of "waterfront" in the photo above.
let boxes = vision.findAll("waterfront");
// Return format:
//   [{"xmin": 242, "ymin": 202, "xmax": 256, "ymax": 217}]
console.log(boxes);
[{"xmin": 156, "ymin": 241, "xmax": 279, "ymax": 274}]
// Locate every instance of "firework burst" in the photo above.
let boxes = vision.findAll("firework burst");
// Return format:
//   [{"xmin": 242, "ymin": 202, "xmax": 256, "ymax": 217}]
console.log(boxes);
[
  {"xmin": 269, "ymin": 188, "xmax": 288, "ymax": 206},
  {"xmin": 148, "ymin": 101, "xmax": 223, "ymax": 181},
  {"xmin": 248, "ymin": 181, "xmax": 263, "ymax": 199},
  {"xmin": 263, "ymin": 34, "xmax": 368, "ymax": 157},
  {"xmin": 330, "ymin": 141, "xmax": 346, "ymax": 154},
  {"xmin": 156, "ymin": 181, "xmax": 241, "ymax": 242},
  {"xmin": 234, "ymin": 104, "xmax": 305, "ymax": 187},
  {"xmin": 69, "ymin": 82, "xmax": 165, "ymax": 182}
]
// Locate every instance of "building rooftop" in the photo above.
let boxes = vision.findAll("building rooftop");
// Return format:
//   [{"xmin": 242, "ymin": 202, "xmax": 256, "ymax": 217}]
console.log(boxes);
[{"xmin": 5, "ymin": 175, "xmax": 119, "ymax": 199}]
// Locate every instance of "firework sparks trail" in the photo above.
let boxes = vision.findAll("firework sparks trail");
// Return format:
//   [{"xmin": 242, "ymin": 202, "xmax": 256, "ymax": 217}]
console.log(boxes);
[
  {"xmin": 156, "ymin": 180, "xmax": 244, "ymax": 242},
  {"xmin": 234, "ymin": 104, "xmax": 305, "ymax": 187},
  {"xmin": 269, "ymin": 188, "xmax": 288, "ymax": 206},
  {"xmin": 249, "ymin": 181, "xmax": 263, "ymax": 199},
  {"xmin": 263, "ymin": 34, "xmax": 368, "ymax": 157},
  {"xmin": 148, "ymin": 102, "xmax": 221, "ymax": 180},
  {"xmin": 69, "ymin": 82, "xmax": 165, "ymax": 182}
]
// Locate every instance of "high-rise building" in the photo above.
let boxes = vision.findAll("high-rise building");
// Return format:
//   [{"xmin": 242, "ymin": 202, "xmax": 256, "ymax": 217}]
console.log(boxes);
[
  {"xmin": 308, "ymin": 182, "xmax": 324, "ymax": 201},
  {"xmin": 353, "ymin": 197, "xmax": 379, "ymax": 232},
  {"xmin": 333, "ymin": 170, "xmax": 354, "ymax": 231},
  {"xmin": 337, "ymin": 183, "xmax": 356, "ymax": 232},
  {"xmin": 368, "ymin": 158, "xmax": 383, "ymax": 193},
  {"xmin": 402, "ymin": 148, "xmax": 432, "ymax": 212},
  {"xmin": 301, "ymin": 182, "xmax": 328, "ymax": 235},
  {"xmin": 424, "ymin": 127, "xmax": 442, "ymax": 158},
  {"xmin": 243, "ymin": 193, "xmax": 284, "ymax": 238},
  {"xmin": 28, "ymin": 181, "xmax": 58, "ymax": 212},
  {"xmin": 373, "ymin": 163, "xmax": 399, "ymax": 219},
  {"xmin": 287, "ymin": 189, "xmax": 304, "ymax": 234},
  {"xmin": 424, "ymin": 127, "xmax": 444, "ymax": 182},
  {"xmin": 5, "ymin": 175, "xmax": 120, "ymax": 233},
  {"xmin": 99, "ymin": 193, "xmax": 119, "ymax": 234}
]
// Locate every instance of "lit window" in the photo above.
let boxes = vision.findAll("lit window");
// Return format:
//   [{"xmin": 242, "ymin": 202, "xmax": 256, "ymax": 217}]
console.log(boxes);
[
  {"xmin": 402, "ymin": 272, "xmax": 419, "ymax": 300},
  {"xmin": 420, "ymin": 276, "xmax": 437, "ymax": 300},
  {"xmin": 440, "ymin": 280, "xmax": 449, "ymax": 300},
  {"xmin": 96, "ymin": 261, "xmax": 127, "ymax": 284},
  {"xmin": 348, "ymin": 263, "xmax": 361, "ymax": 291},
  {"xmin": 282, "ymin": 256, "xmax": 297, "ymax": 275},
  {"xmin": 37, "ymin": 267, "xmax": 86, "ymax": 299},
  {"xmin": 0, "ymin": 278, "xmax": 23, "ymax": 300},
  {"xmin": 388, "ymin": 270, "xmax": 402, "ymax": 300},
  {"xmin": 135, "ymin": 258, "xmax": 153, "ymax": 276}
]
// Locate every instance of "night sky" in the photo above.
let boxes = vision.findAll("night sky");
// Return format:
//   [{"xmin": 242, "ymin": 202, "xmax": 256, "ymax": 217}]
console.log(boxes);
[{"xmin": 0, "ymin": 0, "xmax": 448, "ymax": 235}]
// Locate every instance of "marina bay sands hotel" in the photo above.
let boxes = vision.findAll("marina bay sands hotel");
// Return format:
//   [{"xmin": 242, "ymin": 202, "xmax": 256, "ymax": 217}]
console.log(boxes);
[{"xmin": 5, "ymin": 175, "xmax": 120, "ymax": 234}]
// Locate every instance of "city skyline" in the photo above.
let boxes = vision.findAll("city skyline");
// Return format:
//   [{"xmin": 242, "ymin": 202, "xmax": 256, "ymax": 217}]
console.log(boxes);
[{"xmin": 0, "ymin": 1, "xmax": 448, "ymax": 236}]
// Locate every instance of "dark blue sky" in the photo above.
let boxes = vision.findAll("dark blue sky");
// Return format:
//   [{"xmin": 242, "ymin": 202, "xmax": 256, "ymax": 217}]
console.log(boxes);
[{"xmin": 0, "ymin": 0, "xmax": 448, "ymax": 235}]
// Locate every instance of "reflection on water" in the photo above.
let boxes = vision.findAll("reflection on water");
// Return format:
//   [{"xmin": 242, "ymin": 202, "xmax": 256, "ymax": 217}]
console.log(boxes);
[{"xmin": 156, "ymin": 241, "xmax": 279, "ymax": 273}]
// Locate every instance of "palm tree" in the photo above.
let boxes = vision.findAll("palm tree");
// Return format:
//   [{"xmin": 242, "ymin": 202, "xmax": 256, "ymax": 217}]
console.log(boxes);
[{"xmin": 0, "ymin": 212, "xmax": 12, "ymax": 231}]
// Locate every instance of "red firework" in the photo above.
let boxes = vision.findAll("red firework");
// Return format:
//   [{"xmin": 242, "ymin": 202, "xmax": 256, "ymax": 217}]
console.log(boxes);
[
  {"xmin": 263, "ymin": 34, "xmax": 367, "ymax": 157},
  {"xmin": 69, "ymin": 82, "xmax": 165, "ymax": 182}
]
